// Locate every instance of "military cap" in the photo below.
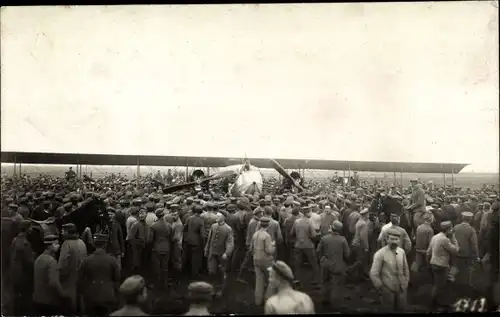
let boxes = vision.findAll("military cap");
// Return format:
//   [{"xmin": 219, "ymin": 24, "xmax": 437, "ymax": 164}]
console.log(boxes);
[
  {"xmin": 120, "ymin": 275, "xmax": 146, "ymax": 296},
  {"xmin": 20, "ymin": 220, "xmax": 32, "ymax": 229},
  {"xmin": 70, "ymin": 193, "xmax": 78, "ymax": 201},
  {"xmin": 259, "ymin": 216, "xmax": 271, "ymax": 224},
  {"xmin": 410, "ymin": 178, "xmax": 419, "ymax": 183},
  {"xmin": 422, "ymin": 212, "xmax": 434, "ymax": 222},
  {"xmin": 360, "ymin": 208, "xmax": 369, "ymax": 215},
  {"xmin": 187, "ymin": 281, "xmax": 214, "ymax": 296},
  {"xmin": 63, "ymin": 202, "xmax": 73, "ymax": 209},
  {"xmin": 154, "ymin": 202, "xmax": 164, "ymax": 209},
  {"xmin": 186, "ymin": 197, "xmax": 194, "ymax": 202},
  {"xmin": 302, "ymin": 206, "xmax": 311, "ymax": 212},
  {"xmin": 292, "ymin": 201, "xmax": 301, "ymax": 207},
  {"xmin": 268, "ymin": 261, "xmax": 294, "ymax": 283},
  {"xmin": 484, "ymin": 202, "xmax": 491, "ymax": 208},
  {"xmin": 44, "ymin": 234, "xmax": 59, "ymax": 245},
  {"xmin": 331, "ymin": 220, "xmax": 343, "ymax": 231},
  {"xmin": 489, "ymin": 194, "xmax": 497, "ymax": 199},
  {"xmin": 229, "ymin": 197, "xmax": 237, "ymax": 203},
  {"xmin": 461, "ymin": 211, "xmax": 473, "ymax": 218},
  {"xmin": 155, "ymin": 208, "xmax": 165, "ymax": 217},
  {"xmin": 19, "ymin": 197, "xmax": 28, "ymax": 204},
  {"xmin": 218, "ymin": 210, "xmax": 229, "ymax": 218},
  {"xmin": 94, "ymin": 233, "xmax": 109, "ymax": 243},
  {"xmin": 387, "ymin": 228, "xmax": 401, "ymax": 237},
  {"xmin": 440, "ymin": 221, "xmax": 452, "ymax": 230},
  {"xmin": 470, "ymin": 195, "xmax": 478, "ymax": 201},
  {"xmin": 390, "ymin": 213, "xmax": 400, "ymax": 218},
  {"xmin": 226, "ymin": 204, "xmax": 236, "ymax": 212},
  {"xmin": 145, "ymin": 201, "xmax": 155, "ymax": 211},
  {"xmin": 26, "ymin": 192, "xmax": 33, "ymax": 198},
  {"xmin": 8, "ymin": 203, "xmax": 18, "ymax": 209},
  {"xmin": 258, "ymin": 199, "xmax": 266, "ymax": 205},
  {"xmin": 194, "ymin": 205, "xmax": 204, "ymax": 213},
  {"xmin": 62, "ymin": 223, "xmax": 77, "ymax": 232},
  {"xmin": 132, "ymin": 198, "xmax": 142, "ymax": 205},
  {"xmin": 272, "ymin": 197, "xmax": 280, "ymax": 202},
  {"xmin": 253, "ymin": 208, "xmax": 263, "ymax": 216}
]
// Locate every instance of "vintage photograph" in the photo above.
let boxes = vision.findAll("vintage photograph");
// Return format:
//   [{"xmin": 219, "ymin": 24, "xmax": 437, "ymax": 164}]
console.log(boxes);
[{"xmin": 1, "ymin": 2, "xmax": 499, "ymax": 315}]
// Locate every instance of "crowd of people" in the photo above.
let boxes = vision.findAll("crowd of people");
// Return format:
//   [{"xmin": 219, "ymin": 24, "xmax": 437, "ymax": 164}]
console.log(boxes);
[{"xmin": 1, "ymin": 167, "xmax": 499, "ymax": 315}]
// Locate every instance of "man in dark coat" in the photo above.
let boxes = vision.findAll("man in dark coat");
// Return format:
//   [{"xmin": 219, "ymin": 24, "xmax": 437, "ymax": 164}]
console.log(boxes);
[
  {"xmin": 78, "ymin": 233, "xmax": 120, "ymax": 316},
  {"xmin": 10, "ymin": 220, "xmax": 35, "ymax": 315}
]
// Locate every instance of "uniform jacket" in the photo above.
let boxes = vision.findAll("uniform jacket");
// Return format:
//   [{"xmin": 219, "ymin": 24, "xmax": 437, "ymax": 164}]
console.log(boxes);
[
  {"xmin": 201, "ymin": 212, "xmax": 218, "ymax": 239},
  {"xmin": 205, "ymin": 222, "xmax": 234, "ymax": 257},
  {"xmin": 128, "ymin": 220, "xmax": 148, "ymax": 247},
  {"xmin": 246, "ymin": 218, "xmax": 260, "ymax": 247},
  {"xmin": 33, "ymin": 252, "xmax": 67, "ymax": 305},
  {"xmin": 283, "ymin": 215, "xmax": 298, "ymax": 247},
  {"xmin": 370, "ymin": 245, "xmax": 409, "ymax": 292},
  {"xmin": 78, "ymin": 248, "xmax": 120, "ymax": 305},
  {"xmin": 291, "ymin": 217, "xmax": 317, "ymax": 249},
  {"xmin": 10, "ymin": 232, "xmax": 34, "ymax": 288},
  {"xmin": 352, "ymin": 218, "xmax": 369, "ymax": 250},
  {"xmin": 184, "ymin": 214, "xmax": 205, "ymax": 246},
  {"xmin": 415, "ymin": 223, "xmax": 434, "ymax": 252},
  {"xmin": 148, "ymin": 219, "xmax": 173, "ymax": 254},
  {"xmin": 107, "ymin": 221, "xmax": 125, "ymax": 256},
  {"xmin": 410, "ymin": 187, "xmax": 426, "ymax": 214},
  {"xmin": 256, "ymin": 218, "xmax": 283, "ymax": 243},
  {"xmin": 58, "ymin": 236, "xmax": 87, "ymax": 304},
  {"xmin": 348, "ymin": 211, "xmax": 361, "ymax": 234},
  {"xmin": 319, "ymin": 212, "xmax": 337, "ymax": 236},
  {"xmin": 316, "ymin": 233, "xmax": 350, "ymax": 274},
  {"xmin": 453, "ymin": 222, "xmax": 479, "ymax": 258},
  {"xmin": 427, "ymin": 232, "xmax": 459, "ymax": 268},
  {"xmin": 250, "ymin": 229, "xmax": 275, "ymax": 262}
]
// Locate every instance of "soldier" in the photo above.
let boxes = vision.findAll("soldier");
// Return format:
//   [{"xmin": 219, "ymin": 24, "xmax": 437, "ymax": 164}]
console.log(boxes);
[
  {"xmin": 59, "ymin": 223, "xmax": 87, "ymax": 314},
  {"xmin": 181, "ymin": 197, "xmax": 194, "ymax": 223},
  {"xmin": 230, "ymin": 202, "xmax": 247, "ymax": 273},
  {"xmin": 33, "ymin": 235, "xmax": 70, "ymax": 316},
  {"xmin": 127, "ymin": 208, "xmax": 148, "ymax": 275},
  {"xmin": 414, "ymin": 213, "xmax": 434, "ymax": 277},
  {"xmin": 107, "ymin": 208, "xmax": 125, "ymax": 273},
  {"xmin": 10, "ymin": 220, "xmax": 34, "ymax": 315},
  {"xmin": 319, "ymin": 206, "xmax": 338, "ymax": 237},
  {"xmin": 282, "ymin": 207, "xmax": 300, "ymax": 267},
  {"xmin": 426, "ymin": 221, "xmax": 459, "ymax": 310},
  {"xmin": 184, "ymin": 205, "xmax": 206, "ymax": 278},
  {"xmin": 17, "ymin": 197, "xmax": 31, "ymax": 219},
  {"xmin": 378, "ymin": 214, "xmax": 412, "ymax": 254},
  {"xmin": 316, "ymin": 220, "xmax": 350, "ymax": 308},
  {"xmin": 291, "ymin": 206, "xmax": 320, "ymax": 286},
  {"xmin": 78, "ymin": 233, "xmax": 120, "ymax": 316},
  {"xmin": 184, "ymin": 281, "xmax": 214, "ymax": 316},
  {"xmin": 349, "ymin": 208, "xmax": 370, "ymax": 282},
  {"xmin": 264, "ymin": 261, "xmax": 315, "ymax": 314},
  {"xmin": 110, "ymin": 275, "xmax": 149, "ymax": 316},
  {"xmin": 407, "ymin": 180, "xmax": 427, "ymax": 228},
  {"xmin": 204, "ymin": 211, "xmax": 234, "ymax": 296},
  {"xmin": 453, "ymin": 211, "xmax": 479, "ymax": 286},
  {"xmin": 250, "ymin": 217, "xmax": 276, "ymax": 306},
  {"xmin": 168, "ymin": 207, "xmax": 184, "ymax": 278},
  {"xmin": 257, "ymin": 206, "xmax": 283, "ymax": 259},
  {"xmin": 148, "ymin": 208, "xmax": 173, "ymax": 290},
  {"xmin": 370, "ymin": 228, "xmax": 410, "ymax": 312}
]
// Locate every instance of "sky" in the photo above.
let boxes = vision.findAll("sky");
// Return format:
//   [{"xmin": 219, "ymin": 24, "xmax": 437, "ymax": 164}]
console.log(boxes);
[{"xmin": 1, "ymin": 2, "xmax": 499, "ymax": 173}]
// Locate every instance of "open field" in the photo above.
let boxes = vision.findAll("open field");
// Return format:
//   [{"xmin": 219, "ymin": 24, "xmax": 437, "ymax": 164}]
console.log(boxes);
[{"xmin": 2, "ymin": 163, "xmax": 498, "ymax": 189}]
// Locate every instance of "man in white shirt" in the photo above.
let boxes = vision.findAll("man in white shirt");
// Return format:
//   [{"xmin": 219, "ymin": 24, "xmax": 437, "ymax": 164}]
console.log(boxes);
[{"xmin": 370, "ymin": 228, "xmax": 410, "ymax": 312}]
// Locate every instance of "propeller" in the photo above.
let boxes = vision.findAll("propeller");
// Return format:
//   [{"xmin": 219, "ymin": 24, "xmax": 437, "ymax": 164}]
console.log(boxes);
[
  {"xmin": 269, "ymin": 159, "xmax": 305, "ymax": 192},
  {"xmin": 161, "ymin": 169, "xmax": 237, "ymax": 194}
]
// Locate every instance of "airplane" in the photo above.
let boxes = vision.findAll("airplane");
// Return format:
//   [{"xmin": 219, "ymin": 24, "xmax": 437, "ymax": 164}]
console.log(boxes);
[{"xmin": 159, "ymin": 158, "xmax": 305, "ymax": 196}]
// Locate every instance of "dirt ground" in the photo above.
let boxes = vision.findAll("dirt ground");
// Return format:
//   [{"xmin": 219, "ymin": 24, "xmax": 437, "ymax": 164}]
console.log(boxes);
[{"xmin": 143, "ymin": 263, "xmax": 496, "ymax": 315}]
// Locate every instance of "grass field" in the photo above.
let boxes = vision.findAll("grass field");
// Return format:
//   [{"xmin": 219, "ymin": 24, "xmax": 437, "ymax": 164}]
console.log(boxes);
[{"xmin": 1, "ymin": 163, "xmax": 498, "ymax": 189}]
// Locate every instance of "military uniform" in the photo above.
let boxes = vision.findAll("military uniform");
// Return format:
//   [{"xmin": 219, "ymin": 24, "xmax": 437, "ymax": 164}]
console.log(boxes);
[
  {"xmin": 148, "ymin": 215, "xmax": 173, "ymax": 289},
  {"xmin": 59, "ymin": 223, "xmax": 87, "ymax": 313},
  {"xmin": 10, "ymin": 221, "xmax": 34, "ymax": 315},
  {"xmin": 250, "ymin": 217, "xmax": 276, "ymax": 305},
  {"xmin": 204, "ymin": 214, "xmax": 234, "ymax": 294},
  {"xmin": 78, "ymin": 234, "xmax": 120, "ymax": 316},
  {"xmin": 316, "ymin": 221, "xmax": 350, "ymax": 306},
  {"xmin": 183, "ymin": 208, "xmax": 206, "ymax": 277},
  {"xmin": 291, "ymin": 207, "xmax": 320, "ymax": 285},
  {"xmin": 184, "ymin": 282, "xmax": 214, "ymax": 316},
  {"xmin": 453, "ymin": 212, "xmax": 479, "ymax": 286}
]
